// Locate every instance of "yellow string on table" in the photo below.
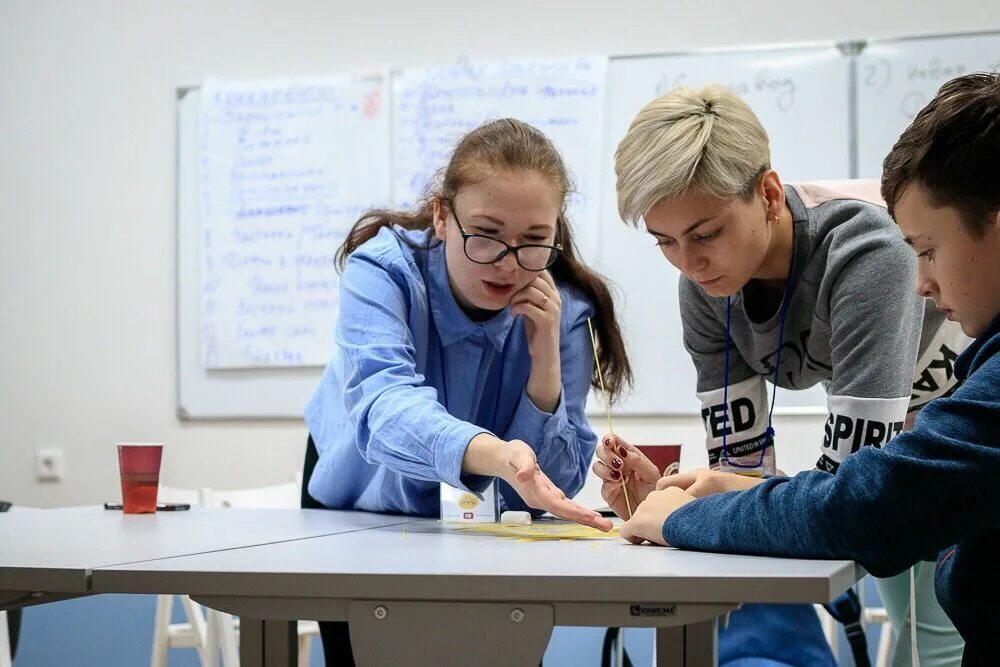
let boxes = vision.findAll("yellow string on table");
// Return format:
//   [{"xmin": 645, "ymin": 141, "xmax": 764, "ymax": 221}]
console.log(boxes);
[{"xmin": 445, "ymin": 521, "xmax": 620, "ymax": 541}]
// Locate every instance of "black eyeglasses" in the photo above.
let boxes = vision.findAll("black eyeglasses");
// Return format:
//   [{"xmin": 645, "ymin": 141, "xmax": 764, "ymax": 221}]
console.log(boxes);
[{"xmin": 445, "ymin": 199, "xmax": 563, "ymax": 272}]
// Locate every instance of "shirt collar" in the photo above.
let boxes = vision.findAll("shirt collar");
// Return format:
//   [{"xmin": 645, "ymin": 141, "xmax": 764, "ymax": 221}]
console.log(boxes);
[{"xmin": 427, "ymin": 243, "xmax": 515, "ymax": 352}]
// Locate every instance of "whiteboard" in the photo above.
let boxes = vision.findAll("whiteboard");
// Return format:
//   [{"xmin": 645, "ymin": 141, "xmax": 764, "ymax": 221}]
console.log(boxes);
[
  {"xmin": 197, "ymin": 75, "xmax": 390, "ymax": 370},
  {"xmin": 392, "ymin": 57, "xmax": 608, "ymax": 263},
  {"xmin": 177, "ymin": 88, "xmax": 324, "ymax": 419},
  {"xmin": 176, "ymin": 43, "xmax": 902, "ymax": 419},
  {"xmin": 856, "ymin": 32, "xmax": 1000, "ymax": 178},
  {"xmin": 597, "ymin": 45, "xmax": 851, "ymax": 415}
]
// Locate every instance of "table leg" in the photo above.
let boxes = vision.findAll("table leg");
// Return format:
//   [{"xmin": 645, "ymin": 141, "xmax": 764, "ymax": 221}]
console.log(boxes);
[
  {"xmin": 239, "ymin": 618, "xmax": 298, "ymax": 667},
  {"xmin": 656, "ymin": 618, "xmax": 718, "ymax": 667},
  {"xmin": 264, "ymin": 620, "xmax": 298, "ymax": 666},
  {"xmin": 239, "ymin": 618, "xmax": 264, "ymax": 667}
]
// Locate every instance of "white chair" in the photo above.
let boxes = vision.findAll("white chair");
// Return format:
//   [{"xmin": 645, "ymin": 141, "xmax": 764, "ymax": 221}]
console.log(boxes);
[
  {"xmin": 815, "ymin": 601, "xmax": 893, "ymax": 667},
  {"xmin": 815, "ymin": 605, "xmax": 840, "ymax": 662},
  {"xmin": 150, "ymin": 485, "xmax": 213, "ymax": 667},
  {"xmin": 203, "ymin": 473, "xmax": 302, "ymax": 509},
  {"xmin": 858, "ymin": 574, "xmax": 894, "ymax": 667},
  {"xmin": 204, "ymin": 474, "xmax": 318, "ymax": 667},
  {"xmin": 0, "ymin": 610, "xmax": 11, "ymax": 667},
  {"xmin": 150, "ymin": 478, "xmax": 318, "ymax": 666},
  {"xmin": 864, "ymin": 606, "xmax": 894, "ymax": 667}
]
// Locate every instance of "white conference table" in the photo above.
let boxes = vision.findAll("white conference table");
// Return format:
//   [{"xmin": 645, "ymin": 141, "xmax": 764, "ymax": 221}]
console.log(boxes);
[
  {"xmin": 86, "ymin": 514, "xmax": 861, "ymax": 667},
  {"xmin": 0, "ymin": 506, "xmax": 413, "ymax": 610}
]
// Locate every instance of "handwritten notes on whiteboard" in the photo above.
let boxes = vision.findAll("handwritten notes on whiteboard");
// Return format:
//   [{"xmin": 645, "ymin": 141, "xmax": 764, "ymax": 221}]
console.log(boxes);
[
  {"xmin": 393, "ymin": 57, "xmax": 608, "ymax": 261},
  {"xmin": 198, "ymin": 75, "xmax": 390, "ymax": 369},
  {"xmin": 195, "ymin": 61, "xmax": 607, "ymax": 372},
  {"xmin": 856, "ymin": 34, "xmax": 1000, "ymax": 178},
  {"xmin": 607, "ymin": 47, "xmax": 851, "ymax": 183}
]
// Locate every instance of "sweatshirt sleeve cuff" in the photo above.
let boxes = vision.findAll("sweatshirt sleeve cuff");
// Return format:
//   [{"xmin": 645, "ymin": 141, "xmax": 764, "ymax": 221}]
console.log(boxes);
[
  {"xmin": 662, "ymin": 498, "xmax": 709, "ymax": 548},
  {"xmin": 433, "ymin": 420, "xmax": 495, "ymax": 494},
  {"xmin": 505, "ymin": 387, "xmax": 568, "ymax": 454}
]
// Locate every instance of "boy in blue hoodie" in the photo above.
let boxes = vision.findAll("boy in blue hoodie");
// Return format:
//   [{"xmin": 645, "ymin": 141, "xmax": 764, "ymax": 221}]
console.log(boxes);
[{"xmin": 617, "ymin": 72, "xmax": 1000, "ymax": 665}]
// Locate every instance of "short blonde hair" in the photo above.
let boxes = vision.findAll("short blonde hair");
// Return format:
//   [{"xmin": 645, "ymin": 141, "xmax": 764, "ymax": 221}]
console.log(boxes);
[{"xmin": 614, "ymin": 85, "xmax": 771, "ymax": 225}]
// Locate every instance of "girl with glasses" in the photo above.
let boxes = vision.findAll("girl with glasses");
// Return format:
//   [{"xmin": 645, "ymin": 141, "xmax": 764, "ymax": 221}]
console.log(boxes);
[
  {"xmin": 593, "ymin": 85, "xmax": 969, "ymax": 666},
  {"xmin": 301, "ymin": 118, "xmax": 631, "ymax": 664}
]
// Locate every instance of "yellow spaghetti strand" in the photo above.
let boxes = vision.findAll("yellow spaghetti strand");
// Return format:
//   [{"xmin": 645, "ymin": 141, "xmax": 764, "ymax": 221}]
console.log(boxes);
[{"xmin": 587, "ymin": 318, "xmax": 632, "ymax": 519}]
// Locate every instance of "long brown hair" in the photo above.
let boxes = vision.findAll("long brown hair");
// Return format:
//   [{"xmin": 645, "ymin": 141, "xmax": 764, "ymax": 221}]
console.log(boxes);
[{"xmin": 336, "ymin": 118, "xmax": 632, "ymax": 402}]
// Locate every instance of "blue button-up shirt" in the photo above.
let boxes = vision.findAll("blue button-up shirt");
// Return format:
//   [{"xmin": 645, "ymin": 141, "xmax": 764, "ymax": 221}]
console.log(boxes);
[{"xmin": 305, "ymin": 226, "xmax": 598, "ymax": 516}]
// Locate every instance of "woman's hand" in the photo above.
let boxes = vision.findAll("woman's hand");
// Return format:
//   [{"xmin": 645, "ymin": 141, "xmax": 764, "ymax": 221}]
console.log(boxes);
[
  {"xmin": 592, "ymin": 434, "xmax": 662, "ymax": 520},
  {"xmin": 501, "ymin": 440, "xmax": 612, "ymax": 531},
  {"xmin": 620, "ymin": 487, "xmax": 697, "ymax": 546},
  {"xmin": 510, "ymin": 271, "xmax": 562, "ymax": 412},
  {"xmin": 462, "ymin": 434, "xmax": 612, "ymax": 532},
  {"xmin": 654, "ymin": 468, "xmax": 765, "ymax": 497}
]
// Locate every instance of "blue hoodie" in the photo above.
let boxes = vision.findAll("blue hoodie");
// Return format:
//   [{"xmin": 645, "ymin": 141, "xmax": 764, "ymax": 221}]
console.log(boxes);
[{"xmin": 663, "ymin": 313, "xmax": 1000, "ymax": 664}]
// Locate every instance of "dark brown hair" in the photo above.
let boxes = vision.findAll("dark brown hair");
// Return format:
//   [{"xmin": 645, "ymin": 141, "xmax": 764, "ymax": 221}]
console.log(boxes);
[
  {"xmin": 882, "ymin": 71, "xmax": 1000, "ymax": 236},
  {"xmin": 335, "ymin": 118, "xmax": 633, "ymax": 401}
]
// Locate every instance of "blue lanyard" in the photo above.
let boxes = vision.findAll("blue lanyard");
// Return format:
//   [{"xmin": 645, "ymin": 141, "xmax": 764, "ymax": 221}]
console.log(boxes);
[{"xmin": 720, "ymin": 251, "xmax": 795, "ymax": 470}]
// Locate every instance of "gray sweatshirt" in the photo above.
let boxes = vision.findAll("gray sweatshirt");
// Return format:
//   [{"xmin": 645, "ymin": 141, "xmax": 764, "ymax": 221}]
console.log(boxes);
[{"xmin": 680, "ymin": 181, "xmax": 970, "ymax": 474}]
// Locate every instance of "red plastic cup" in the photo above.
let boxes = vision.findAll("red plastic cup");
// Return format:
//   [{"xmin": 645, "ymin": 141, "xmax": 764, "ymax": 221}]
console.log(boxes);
[
  {"xmin": 117, "ymin": 443, "xmax": 163, "ymax": 514},
  {"xmin": 634, "ymin": 444, "xmax": 682, "ymax": 477}
]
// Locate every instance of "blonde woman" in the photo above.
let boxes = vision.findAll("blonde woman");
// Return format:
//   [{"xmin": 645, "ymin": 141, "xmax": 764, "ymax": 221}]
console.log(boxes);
[{"xmin": 594, "ymin": 85, "xmax": 968, "ymax": 666}]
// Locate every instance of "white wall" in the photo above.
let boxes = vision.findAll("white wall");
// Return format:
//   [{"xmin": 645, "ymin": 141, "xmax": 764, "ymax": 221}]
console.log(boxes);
[{"xmin": 2, "ymin": 0, "xmax": 998, "ymax": 507}]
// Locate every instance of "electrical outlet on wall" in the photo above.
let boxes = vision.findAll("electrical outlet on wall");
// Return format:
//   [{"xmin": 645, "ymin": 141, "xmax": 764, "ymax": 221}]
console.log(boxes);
[{"xmin": 36, "ymin": 448, "xmax": 65, "ymax": 482}]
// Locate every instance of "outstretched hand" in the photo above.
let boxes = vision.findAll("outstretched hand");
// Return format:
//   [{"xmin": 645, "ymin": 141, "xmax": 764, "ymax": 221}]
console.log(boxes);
[{"xmin": 503, "ymin": 440, "xmax": 612, "ymax": 532}]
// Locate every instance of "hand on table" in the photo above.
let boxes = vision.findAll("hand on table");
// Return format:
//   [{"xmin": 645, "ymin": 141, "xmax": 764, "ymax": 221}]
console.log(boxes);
[
  {"xmin": 502, "ymin": 440, "xmax": 613, "ymax": 532},
  {"xmin": 619, "ymin": 487, "xmax": 697, "ymax": 546}
]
